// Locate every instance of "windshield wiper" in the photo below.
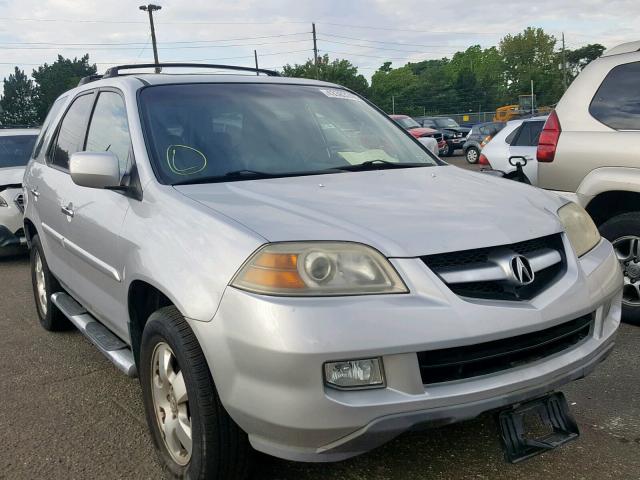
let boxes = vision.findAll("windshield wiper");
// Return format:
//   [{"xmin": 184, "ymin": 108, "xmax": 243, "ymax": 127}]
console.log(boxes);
[
  {"xmin": 329, "ymin": 160, "xmax": 429, "ymax": 172},
  {"xmin": 171, "ymin": 168, "xmax": 348, "ymax": 186},
  {"xmin": 172, "ymin": 169, "xmax": 276, "ymax": 186}
]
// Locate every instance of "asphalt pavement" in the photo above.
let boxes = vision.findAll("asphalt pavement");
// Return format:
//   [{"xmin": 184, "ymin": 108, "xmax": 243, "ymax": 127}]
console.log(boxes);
[{"xmin": 1, "ymin": 158, "xmax": 639, "ymax": 479}]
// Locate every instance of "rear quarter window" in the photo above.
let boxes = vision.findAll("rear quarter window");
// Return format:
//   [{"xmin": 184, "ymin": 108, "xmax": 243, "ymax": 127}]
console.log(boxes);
[{"xmin": 589, "ymin": 61, "xmax": 640, "ymax": 130}]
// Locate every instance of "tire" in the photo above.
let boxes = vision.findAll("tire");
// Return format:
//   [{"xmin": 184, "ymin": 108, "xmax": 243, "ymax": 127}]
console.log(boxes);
[
  {"xmin": 599, "ymin": 212, "xmax": 640, "ymax": 326},
  {"xmin": 443, "ymin": 142, "xmax": 453, "ymax": 157},
  {"xmin": 465, "ymin": 147, "xmax": 480, "ymax": 164},
  {"xmin": 30, "ymin": 234, "xmax": 70, "ymax": 331},
  {"xmin": 140, "ymin": 306, "xmax": 250, "ymax": 479}
]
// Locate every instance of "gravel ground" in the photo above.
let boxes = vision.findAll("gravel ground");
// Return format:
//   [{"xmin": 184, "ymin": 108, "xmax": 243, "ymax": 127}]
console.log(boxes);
[{"xmin": 1, "ymin": 196, "xmax": 639, "ymax": 479}]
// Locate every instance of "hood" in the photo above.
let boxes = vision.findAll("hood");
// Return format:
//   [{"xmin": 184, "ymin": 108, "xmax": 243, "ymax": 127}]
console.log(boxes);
[
  {"xmin": 0, "ymin": 166, "xmax": 25, "ymax": 186},
  {"xmin": 175, "ymin": 166, "xmax": 566, "ymax": 257},
  {"xmin": 442, "ymin": 126, "xmax": 471, "ymax": 135},
  {"xmin": 407, "ymin": 127, "xmax": 438, "ymax": 138}
]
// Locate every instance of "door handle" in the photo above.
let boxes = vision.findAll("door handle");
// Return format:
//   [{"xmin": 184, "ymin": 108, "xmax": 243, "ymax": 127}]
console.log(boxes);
[{"xmin": 61, "ymin": 203, "xmax": 74, "ymax": 218}]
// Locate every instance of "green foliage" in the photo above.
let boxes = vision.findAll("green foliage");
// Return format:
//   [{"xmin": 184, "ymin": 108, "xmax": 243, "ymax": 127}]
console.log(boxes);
[
  {"xmin": 566, "ymin": 44, "xmax": 605, "ymax": 77},
  {"xmin": 0, "ymin": 67, "xmax": 39, "ymax": 125},
  {"xmin": 282, "ymin": 54, "xmax": 369, "ymax": 96},
  {"xmin": 32, "ymin": 54, "xmax": 96, "ymax": 121},
  {"xmin": 499, "ymin": 27, "xmax": 562, "ymax": 106}
]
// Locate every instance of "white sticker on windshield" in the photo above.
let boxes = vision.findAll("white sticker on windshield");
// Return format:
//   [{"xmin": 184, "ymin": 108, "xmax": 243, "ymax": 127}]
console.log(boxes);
[{"xmin": 319, "ymin": 88, "xmax": 361, "ymax": 101}]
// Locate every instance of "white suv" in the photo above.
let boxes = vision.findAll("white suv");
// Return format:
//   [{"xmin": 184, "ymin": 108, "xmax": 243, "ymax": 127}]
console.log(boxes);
[
  {"xmin": 0, "ymin": 128, "xmax": 39, "ymax": 252},
  {"xmin": 536, "ymin": 41, "xmax": 640, "ymax": 324}
]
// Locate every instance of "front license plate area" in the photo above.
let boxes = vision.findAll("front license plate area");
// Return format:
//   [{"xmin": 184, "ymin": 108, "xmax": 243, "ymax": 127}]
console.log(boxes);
[{"xmin": 497, "ymin": 392, "xmax": 579, "ymax": 463}]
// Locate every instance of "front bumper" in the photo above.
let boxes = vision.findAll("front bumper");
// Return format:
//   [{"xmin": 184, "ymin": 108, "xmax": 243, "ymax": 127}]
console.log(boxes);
[
  {"xmin": 0, "ymin": 187, "xmax": 26, "ymax": 249},
  {"xmin": 189, "ymin": 237, "xmax": 622, "ymax": 462},
  {"xmin": 0, "ymin": 225, "xmax": 26, "ymax": 248}
]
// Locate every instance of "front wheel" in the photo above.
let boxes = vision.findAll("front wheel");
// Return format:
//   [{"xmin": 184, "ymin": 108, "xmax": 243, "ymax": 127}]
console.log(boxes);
[
  {"xmin": 442, "ymin": 142, "xmax": 453, "ymax": 157},
  {"xmin": 599, "ymin": 212, "xmax": 640, "ymax": 325},
  {"xmin": 140, "ymin": 306, "xmax": 250, "ymax": 479},
  {"xmin": 465, "ymin": 147, "xmax": 480, "ymax": 164}
]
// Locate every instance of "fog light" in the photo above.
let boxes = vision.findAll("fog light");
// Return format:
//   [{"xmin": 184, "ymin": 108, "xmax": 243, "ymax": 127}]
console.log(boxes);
[{"xmin": 324, "ymin": 358, "xmax": 384, "ymax": 389}]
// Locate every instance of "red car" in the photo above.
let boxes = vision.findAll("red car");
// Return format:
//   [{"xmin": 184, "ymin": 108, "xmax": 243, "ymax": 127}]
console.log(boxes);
[{"xmin": 390, "ymin": 115, "xmax": 447, "ymax": 153}]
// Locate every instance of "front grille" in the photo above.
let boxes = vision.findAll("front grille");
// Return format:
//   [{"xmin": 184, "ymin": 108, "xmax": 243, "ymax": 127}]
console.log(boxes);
[
  {"xmin": 14, "ymin": 193, "xmax": 24, "ymax": 212},
  {"xmin": 422, "ymin": 233, "xmax": 565, "ymax": 301},
  {"xmin": 417, "ymin": 314, "xmax": 593, "ymax": 385}
]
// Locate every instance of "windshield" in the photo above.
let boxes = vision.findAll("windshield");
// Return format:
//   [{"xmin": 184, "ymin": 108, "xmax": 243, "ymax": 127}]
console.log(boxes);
[
  {"xmin": 394, "ymin": 116, "xmax": 421, "ymax": 129},
  {"xmin": 139, "ymin": 84, "xmax": 439, "ymax": 185},
  {"xmin": 434, "ymin": 118, "xmax": 460, "ymax": 128},
  {"xmin": 0, "ymin": 135, "xmax": 37, "ymax": 168}
]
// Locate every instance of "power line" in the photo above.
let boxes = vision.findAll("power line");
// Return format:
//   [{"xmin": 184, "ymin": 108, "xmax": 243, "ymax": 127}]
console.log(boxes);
[
  {"xmin": 0, "ymin": 16, "xmax": 310, "ymax": 25},
  {"xmin": 0, "ymin": 38, "xmax": 312, "ymax": 51},
  {"xmin": 318, "ymin": 22, "xmax": 501, "ymax": 35},
  {"xmin": 0, "ymin": 32, "xmax": 311, "ymax": 47},
  {"xmin": 320, "ymin": 32, "xmax": 471, "ymax": 49},
  {"xmin": 318, "ymin": 37, "xmax": 457, "ymax": 55},
  {"xmin": 323, "ymin": 49, "xmax": 439, "ymax": 61}
]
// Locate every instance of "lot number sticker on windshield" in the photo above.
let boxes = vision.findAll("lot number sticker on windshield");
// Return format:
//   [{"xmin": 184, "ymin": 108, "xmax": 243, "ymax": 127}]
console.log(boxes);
[{"xmin": 320, "ymin": 89, "xmax": 361, "ymax": 101}]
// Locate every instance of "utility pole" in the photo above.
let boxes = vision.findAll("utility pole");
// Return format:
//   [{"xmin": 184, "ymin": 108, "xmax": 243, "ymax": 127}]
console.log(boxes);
[
  {"xmin": 254, "ymin": 50, "xmax": 259, "ymax": 75},
  {"xmin": 531, "ymin": 80, "xmax": 535, "ymax": 116},
  {"xmin": 139, "ymin": 4, "xmax": 162, "ymax": 73},
  {"xmin": 561, "ymin": 32, "xmax": 568, "ymax": 91},
  {"xmin": 392, "ymin": 95, "xmax": 395, "ymax": 114},
  {"xmin": 312, "ymin": 23, "xmax": 319, "ymax": 80}
]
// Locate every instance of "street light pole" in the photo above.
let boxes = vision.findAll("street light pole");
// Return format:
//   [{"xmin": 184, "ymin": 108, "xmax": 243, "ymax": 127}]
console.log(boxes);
[{"xmin": 139, "ymin": 4, "xmax": 162, "ymax": 73}]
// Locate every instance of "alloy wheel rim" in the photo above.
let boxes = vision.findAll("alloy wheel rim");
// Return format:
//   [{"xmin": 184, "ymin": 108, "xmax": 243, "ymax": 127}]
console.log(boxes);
[
  {"xmin": 34, "ymin": 252, "xmax": 47, "ymax": 315},
  {"xmin": 151, "ymin": 342, "xmax": 192, "ymax": 465},
  {"xmin": 467, "ymin": 149, "xmax": 478, "ymax": 162},
  {"xmin": 612, "ymin": 236, "xmax": 640, "ymax": 306}
]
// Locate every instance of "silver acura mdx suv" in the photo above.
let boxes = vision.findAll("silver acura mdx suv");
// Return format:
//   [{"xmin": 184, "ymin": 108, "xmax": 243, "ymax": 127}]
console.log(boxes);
[{"xmin": 23, "ymin": 64, "xmax": 622, "ymax": 479}]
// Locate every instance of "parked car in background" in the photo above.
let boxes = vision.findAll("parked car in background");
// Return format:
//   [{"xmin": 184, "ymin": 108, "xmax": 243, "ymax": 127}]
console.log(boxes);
[
  {"xmin": 463, "ymin": 121, "xmax": 505, "ymax": 164},
  {"xmin": 415, "ymin": 116, "xmax": 470, "ymax": 156},
  {"xmin": 0, "ymin": 127, "xmax": 39, "ymax": 252},
  {"xmin": 390, "ymin": 114, "xmax": 445, "ymax": 155},
  {"xmin": 479, "ymin": 116, "xmax": 546, "ymax": 184},
  {"xmin": 536, "ymin": 41, "xmax": 640, "ymax": 325},
  {"xmin": 22, "ymin": 64, "xmax": 621, "ymax": 477}
]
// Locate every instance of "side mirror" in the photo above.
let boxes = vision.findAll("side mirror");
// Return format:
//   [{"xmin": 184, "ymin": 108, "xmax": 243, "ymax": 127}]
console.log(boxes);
[{"xmin": 69, "ymin": 152, "xmax": 121, "ymax": 189}]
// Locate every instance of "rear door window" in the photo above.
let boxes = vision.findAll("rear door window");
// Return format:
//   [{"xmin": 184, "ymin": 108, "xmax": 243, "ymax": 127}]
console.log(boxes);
[
  {"xmin": 505, "ymin": 125, "xmax": 521, "ymax": 144},
  {"xmin": 49, "ymin": 93, "xmax": 95, "ymax": 170},
  {"xmin": 590, "ymin": 61, "xmax": 640, "ymax": 130},
  {"xmin": 512, "ymin": 121, "xmax": 544, "ymax": 146}
]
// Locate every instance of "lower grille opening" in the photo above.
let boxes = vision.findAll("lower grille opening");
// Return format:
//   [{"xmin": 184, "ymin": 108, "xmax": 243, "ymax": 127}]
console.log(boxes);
[{"xmin": 417, "ymin": 314, "xmax": 593, "ymax": 385}]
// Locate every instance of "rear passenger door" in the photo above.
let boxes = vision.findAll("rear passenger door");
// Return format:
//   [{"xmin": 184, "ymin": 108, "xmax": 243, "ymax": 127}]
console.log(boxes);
[
  {"xmin": 508, "ymin": 120, "xmax": 545, "ymax": 185},
  {"xmin": 61, "ymin": 89, "xmax": 133, "ymax": 340}
]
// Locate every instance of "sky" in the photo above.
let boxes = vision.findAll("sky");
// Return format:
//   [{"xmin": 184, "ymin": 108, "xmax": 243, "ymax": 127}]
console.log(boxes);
[{"xmin": 0, "ymin": 0, "xmax": 637, "ymax": 82}]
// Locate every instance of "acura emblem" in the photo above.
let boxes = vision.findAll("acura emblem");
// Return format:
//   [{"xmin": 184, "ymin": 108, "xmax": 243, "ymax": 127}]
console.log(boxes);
[{"xmin": 510, "ymin": 255, "xmax": 534, "ymax": 285}]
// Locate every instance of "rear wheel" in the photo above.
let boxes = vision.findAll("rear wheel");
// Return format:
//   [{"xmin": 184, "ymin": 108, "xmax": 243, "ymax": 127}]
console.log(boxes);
[
  {"xmin": 140, "ymin": 306, "xmax": 250, "ymax": 479},
  {"xmin": 599, "ymin": 212, "xmax": 640, "ymax": 325},
  {"xmin": 465, "ymin": 147, "xmax": 480, "ymax": 164},
  {"xmin": 30, "ymin": 234, "xmax": 69, "ymax": 331}
]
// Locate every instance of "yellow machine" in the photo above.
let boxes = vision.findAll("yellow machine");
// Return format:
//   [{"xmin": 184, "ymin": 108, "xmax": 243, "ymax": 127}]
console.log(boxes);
[{"xmin": 494, "ymin": 95, "xmax": 551, "ymax": 122}]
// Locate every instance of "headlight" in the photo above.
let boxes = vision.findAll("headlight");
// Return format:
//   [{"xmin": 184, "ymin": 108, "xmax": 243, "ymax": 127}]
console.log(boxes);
[
  {"xmin": 230, "ymin": 242, "xmax": 408, "ymax": 296},
  {"xmin": 557, "ymin": 202, "xmax": 600, "ymax": 257}
]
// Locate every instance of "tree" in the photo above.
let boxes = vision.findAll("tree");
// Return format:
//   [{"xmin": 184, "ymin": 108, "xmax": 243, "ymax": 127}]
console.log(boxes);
[
  {"xmin": 499, "ymin": 27, "xmax": 563, "ymax": 106},
  {"xmin": 32, "ymin": 54, "xmax": 96, "ymax": 121},
  {"xmin": 282, "ymin": 54, "xmax": 369, "ymax": 96},
  {"xmin": 566, "ymin": 44, "xmax": 605, "ymax": 77},
  {"xmin": 0, "ymin": 67, "xmax": 39, "ymax": 126}
]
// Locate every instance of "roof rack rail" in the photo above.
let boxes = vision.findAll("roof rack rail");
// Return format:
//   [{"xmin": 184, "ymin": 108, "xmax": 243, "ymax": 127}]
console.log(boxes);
[
  {"xmin": 78, "ymin": 74, "xmax": 104, "ymax": 86},
  {"xmin": 102, "ymin": 63, "xmax": 281, "ymax": 78}
]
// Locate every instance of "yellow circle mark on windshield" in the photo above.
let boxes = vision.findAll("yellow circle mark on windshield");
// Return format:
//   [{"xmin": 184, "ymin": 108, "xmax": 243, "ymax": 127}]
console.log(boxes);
[{"xmin": 166, "ymin": 145, "xmax": 207, "ymax": 175}]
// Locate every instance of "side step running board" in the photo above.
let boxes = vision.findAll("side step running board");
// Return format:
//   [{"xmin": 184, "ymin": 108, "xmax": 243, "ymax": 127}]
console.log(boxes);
[{"xmin": 51, "ymin": 292, "xmax": 137, "ymax": 377}]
